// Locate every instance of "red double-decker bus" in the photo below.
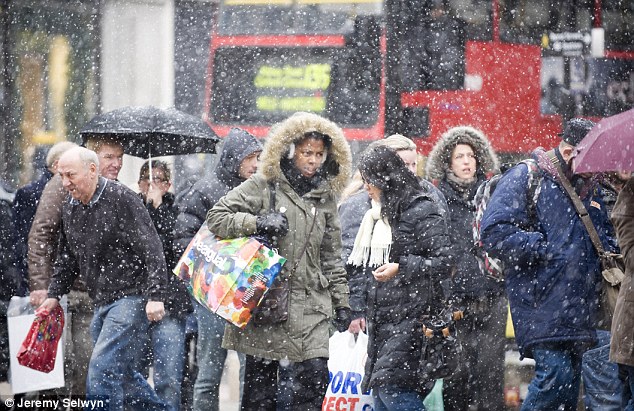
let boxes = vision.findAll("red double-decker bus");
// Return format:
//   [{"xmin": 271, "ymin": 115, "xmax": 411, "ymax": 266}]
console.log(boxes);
[{"xmin": 203, "ymin": 0, "xmax": 633, "ymax": 156}]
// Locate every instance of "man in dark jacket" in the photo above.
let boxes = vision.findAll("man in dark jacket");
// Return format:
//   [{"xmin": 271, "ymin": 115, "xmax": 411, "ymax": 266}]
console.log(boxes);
[
  {"xmin": 174, "ymin": 127, "xmax": 261, "ymax": 410},
  {"xmin": 12, "ymin": 142, "xmax": 76, "ymax": 296},
  {"xmin": 28, "ymin": 138, "xmax": 120, "ymax": 400},
  {"xmin": 38, "ymin": 146, "xmax": 168, "ymax": 410},
  {"xmin": 480, "ymin": 118, "xmax": 618, "ymax": 411}
]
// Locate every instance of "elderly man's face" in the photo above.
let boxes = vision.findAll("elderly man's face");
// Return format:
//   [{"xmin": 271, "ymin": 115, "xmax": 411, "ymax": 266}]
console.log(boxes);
[
  {"xmin": 58, "ymin": 155, "xmax": 98, "ymax": 204},
  {"xmin": 97, "ymin": 142, "xmax": 124, "ymax": 180}
]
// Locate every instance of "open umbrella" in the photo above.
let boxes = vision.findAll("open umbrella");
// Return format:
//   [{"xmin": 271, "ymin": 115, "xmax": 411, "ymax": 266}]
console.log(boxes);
[
  {"xmin": 79, "ymin": 106, "xmax": 219, "ymax": 158},
  {"xmin": 573, "ymin": 108, "xmax": 634, "ymax": 173}
]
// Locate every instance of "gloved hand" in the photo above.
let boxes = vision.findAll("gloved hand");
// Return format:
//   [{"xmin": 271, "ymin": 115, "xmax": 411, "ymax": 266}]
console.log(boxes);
[
  {"xmin": 256, "ymin": 212, "xmax": 289, "ymax": 238},
  {"xmin": 333, "ymin": 307, "xmax": 352, "ymax": 333}
]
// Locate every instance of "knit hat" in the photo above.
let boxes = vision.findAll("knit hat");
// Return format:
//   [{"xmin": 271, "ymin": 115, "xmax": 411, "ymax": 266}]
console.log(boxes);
[{"xmin": 559, "ymin": 118, "xmax": 595, "ymax": 146}]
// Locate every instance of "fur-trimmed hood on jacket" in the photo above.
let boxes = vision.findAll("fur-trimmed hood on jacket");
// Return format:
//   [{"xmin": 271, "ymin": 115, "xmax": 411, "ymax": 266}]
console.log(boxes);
[
  {"xmin": 258, "ymin": 112, "xmax": 352, "ymax": 195},
  {"xmin": 425, "ymin": 126, "xmax": 499, "ymax": 181}
]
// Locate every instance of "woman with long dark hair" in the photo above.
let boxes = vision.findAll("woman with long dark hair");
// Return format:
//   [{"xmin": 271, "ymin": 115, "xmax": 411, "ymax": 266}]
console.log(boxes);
[{"xmin": 349, "ymin": 145, "xmax": 452, "ymax": 410}]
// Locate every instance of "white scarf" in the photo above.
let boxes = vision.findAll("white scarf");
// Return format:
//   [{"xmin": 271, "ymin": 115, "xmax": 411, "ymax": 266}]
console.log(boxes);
[{"xmin": 347, "ymin": 200, "xmax": 392, "ymax": 267}]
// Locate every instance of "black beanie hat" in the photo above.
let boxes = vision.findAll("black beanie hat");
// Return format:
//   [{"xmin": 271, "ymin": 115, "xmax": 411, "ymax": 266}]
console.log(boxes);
[{"xmin": 559, "ymin": 118, "xmax": 595, "ymax": 146}]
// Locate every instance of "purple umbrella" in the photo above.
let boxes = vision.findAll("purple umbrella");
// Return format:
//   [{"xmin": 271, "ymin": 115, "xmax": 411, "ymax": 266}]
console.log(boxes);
[{"xmin": 573, "ymin": 108, "xmax": 634, "ymax": 173}]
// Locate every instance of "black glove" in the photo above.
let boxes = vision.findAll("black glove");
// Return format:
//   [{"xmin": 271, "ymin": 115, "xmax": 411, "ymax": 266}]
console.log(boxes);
[
  {"xmin": 333, "ymin": 307, "xmax": 352, "ymax": 333},
  {"xmin": 256, "ymin": 212, "xmax": 289, "ymax": 238}
]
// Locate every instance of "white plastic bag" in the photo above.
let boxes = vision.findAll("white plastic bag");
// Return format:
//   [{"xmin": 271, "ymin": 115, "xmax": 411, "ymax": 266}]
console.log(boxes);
[
  {"xmin": 7, "ymin": 296, "xmax": 67, "ymax": 394},
  {"xmin": 322, "ymin": 331, "xmax": 374, "ymax": 410}
]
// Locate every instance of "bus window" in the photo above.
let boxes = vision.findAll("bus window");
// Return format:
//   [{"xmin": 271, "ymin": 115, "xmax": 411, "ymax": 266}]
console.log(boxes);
[
  {"xmin": 217, "ymin": 1, "xmax": 381, "ymax": 35},
  {"xmin": 447, "ymin": 0, "xmax": 492, "ymax": 40},
  {"xmin": 397, "ymin": 0, "xmax": 466, "ymax": 91},
  {"xmin": 327, "ymin": 15, "xmax": 381, "ymax": 126},
  {"xmin": 603, "ymin": 0, "xmax": 633, "ymax": 51}
]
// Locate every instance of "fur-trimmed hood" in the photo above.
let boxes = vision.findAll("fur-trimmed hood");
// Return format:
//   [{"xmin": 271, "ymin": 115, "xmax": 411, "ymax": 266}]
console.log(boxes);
[
  {"xmin": 425, "ymin": 126, "xmax": 499, "ymax": 181},
  {"xmin": 258, "ymin": 112, "xmax": 352, "ymax": 195}
]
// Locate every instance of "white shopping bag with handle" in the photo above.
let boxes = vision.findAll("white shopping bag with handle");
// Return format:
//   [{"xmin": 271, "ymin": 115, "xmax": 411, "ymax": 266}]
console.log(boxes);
[
  {"xmin": 7, "ymin": 295, "xmax": 67, "ymax": 394},
  {"xmin": 322, "ymin": 331, "xmax": 374, "ymax": 411}
]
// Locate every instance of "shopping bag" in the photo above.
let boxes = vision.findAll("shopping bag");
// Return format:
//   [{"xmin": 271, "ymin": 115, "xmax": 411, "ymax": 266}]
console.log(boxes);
[
  {"xmin": 7, "ymin": 296, "xmax": 66, "ymax": 394},
  {"xmin": 423, "ymin": 379, "xmax": 444, "ymax": 411},
  {"xmin": 174, "ymin": 224, "xmax": 287, "ymax": 328},
  {"xmin": 17, "ymin": 304, "xmax": 65, "ymax": 373},
  {"xmin": 322, "ymin": 331, "xmax": 374, "ymax": 411}
]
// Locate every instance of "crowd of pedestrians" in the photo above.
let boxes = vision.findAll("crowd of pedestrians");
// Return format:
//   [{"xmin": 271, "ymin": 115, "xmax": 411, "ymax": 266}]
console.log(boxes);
[{"xmin": 0, "ymin": 111, "xmax": 631, "ymax": 411}]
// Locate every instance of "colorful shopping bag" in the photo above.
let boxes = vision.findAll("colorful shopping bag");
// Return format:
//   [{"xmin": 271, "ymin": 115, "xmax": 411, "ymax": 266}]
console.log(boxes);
[
  {"xmin": 174, "ymin": 224, "xmax": 286, "ymax": 328},
  {"xmin": 17, "ymin": 304, "xmax": 65, "ymax": 373}
]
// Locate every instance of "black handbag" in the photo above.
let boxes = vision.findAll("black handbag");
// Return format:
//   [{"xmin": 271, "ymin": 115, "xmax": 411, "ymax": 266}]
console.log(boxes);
[
  {"xmin": 252, "ymin": 183, "xmax": 317, "ymax": 326},
  {"xmin": 418, "ymin": 306, "xmax": 464, "ymax": 381}
]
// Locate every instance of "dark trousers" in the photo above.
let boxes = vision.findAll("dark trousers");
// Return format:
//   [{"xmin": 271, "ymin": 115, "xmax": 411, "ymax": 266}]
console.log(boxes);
[
  {"xmin": 443, "ymin": 295, "xmax": 507, "ymax": 411},
  {"xmin": 241, "ymin": 355, "xmax": 328, "ymax": 411}
]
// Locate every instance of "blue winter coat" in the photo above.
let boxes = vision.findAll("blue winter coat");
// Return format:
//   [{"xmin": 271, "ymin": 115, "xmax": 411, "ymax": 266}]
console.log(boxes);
[{"xmin": 480, "ymin": 148, "xmax": 617, "ymax": 358}]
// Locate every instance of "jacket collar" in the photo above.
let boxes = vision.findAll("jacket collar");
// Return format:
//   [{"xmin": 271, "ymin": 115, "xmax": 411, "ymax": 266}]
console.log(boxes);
[{"xmin": 70, "ymin": 176, "xmax": 108, "ymax": 207}]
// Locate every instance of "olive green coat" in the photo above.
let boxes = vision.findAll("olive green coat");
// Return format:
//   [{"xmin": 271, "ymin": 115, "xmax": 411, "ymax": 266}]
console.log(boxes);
[{"xmin": 206, "ymin": 112, "xmax": 352, "ymax": 362}]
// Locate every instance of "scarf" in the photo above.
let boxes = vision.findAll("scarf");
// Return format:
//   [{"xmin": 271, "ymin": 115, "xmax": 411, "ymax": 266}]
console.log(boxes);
[{"xmin": 347, "ymin": 200, "xmax": 392, "ymax": 267}]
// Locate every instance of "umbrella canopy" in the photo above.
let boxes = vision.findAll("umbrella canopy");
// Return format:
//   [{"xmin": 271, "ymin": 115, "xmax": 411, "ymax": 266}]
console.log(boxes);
[
  {"xmin": 573, "ymin": 108, "xmax": 634, "ymax": 173},
  {"xmin": 79, "ymin": 106, "xmax": 219, "ymax": 158}
]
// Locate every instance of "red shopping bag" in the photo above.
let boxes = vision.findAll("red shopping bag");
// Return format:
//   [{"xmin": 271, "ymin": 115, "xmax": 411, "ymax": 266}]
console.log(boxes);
[{"xmin": 17, "ymin": 305, "xmax": 65, "ymax": 373}]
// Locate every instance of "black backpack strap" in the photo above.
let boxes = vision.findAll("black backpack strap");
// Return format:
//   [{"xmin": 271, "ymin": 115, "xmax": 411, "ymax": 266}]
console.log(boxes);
[
  {"xmin": 269, "ymin": 181, "xmax": 276, "ymax": 212},
  {"xmin": 519, "ymin": 158, "xmax": 542, "ymax": 225}
]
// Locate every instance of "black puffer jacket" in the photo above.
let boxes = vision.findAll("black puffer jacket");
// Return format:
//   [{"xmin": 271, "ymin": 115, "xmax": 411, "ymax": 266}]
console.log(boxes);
[
  {"xmin": 143, "ymin": 192, "xmax": 193, "ymax": 317},
  {"xmin": 174, "ymin": 128, "xmax": 262, "ymax": 254},
  {"xmin": 438, "ymin": 178, "xmax": 504, "ymax": 298},
  {"xmin": 343, "ymin": 180, "xmax": 449, "ymax": 317},
  {"xmin": 359, "ymin": 192, "xmax": 452, "ymax": 393}
]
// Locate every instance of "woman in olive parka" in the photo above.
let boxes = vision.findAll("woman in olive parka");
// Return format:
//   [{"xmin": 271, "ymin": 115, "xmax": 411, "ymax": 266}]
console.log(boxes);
[{"xmin": 206, "ymin": 112, "xmax": 352, "ymax": 410}]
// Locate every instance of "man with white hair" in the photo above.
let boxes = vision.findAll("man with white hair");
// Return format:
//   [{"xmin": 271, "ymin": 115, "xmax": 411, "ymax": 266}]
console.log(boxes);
[
  {"xmin": 28, "ymin": 137, "xmax": 125, "ymax": 399},
  {"xmin": 38, "ymin": 146, "xmax": 168, "ymax": 410}
]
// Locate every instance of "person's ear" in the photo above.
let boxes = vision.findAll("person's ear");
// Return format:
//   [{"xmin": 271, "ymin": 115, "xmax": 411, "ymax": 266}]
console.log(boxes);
[{"xmin": 561, "ymin": 145, "xmax": 575, "ymax": 162}]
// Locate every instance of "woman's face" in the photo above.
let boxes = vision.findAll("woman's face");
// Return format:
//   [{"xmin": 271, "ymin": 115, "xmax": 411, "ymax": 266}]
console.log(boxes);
[
  {"xmin": 397, "ymin": 149, "xmax": 418, "ymax": 174},
  {"xmin": 293, "ymin": 137, "xmax": 326, "ymax": 178},
  {"xmin": 364, "ymin": 181, "xmax": 382, "ymax": 203},
  {"xmin": 450, "ymin": 144, "xmax": 477, "ymax": 180}
]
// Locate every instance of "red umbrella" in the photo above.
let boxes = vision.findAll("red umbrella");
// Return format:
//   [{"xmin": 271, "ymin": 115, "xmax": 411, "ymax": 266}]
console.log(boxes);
[{"xmin": 573, "ymin": 108, "xmax": 634, "ymax": 173}]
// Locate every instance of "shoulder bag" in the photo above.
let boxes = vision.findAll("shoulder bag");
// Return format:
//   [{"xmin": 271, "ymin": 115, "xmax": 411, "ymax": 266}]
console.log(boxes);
[
  {"xmin": 550, "ymin": 153, "xmax": 625, "ymax": 329},
  {"xmin": 252, "ymin": 183, "xmax": 317, "ymax": 326}
]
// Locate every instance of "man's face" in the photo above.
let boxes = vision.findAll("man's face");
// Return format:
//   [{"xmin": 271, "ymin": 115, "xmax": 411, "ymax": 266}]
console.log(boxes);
[
  {"xmin": 238, "ymin": 151, "xmax": 261, "ymax": 180},
  {"xmin": 97, "ymin": 142, "xmax": 124, "ymax": 180},
  {"xmin": 58, "ymin": 156, "xmax": 98, "ymax": 205},
  {"xmin": 293, "ymin": 138, "xmax": 325, "ymax": 178}
]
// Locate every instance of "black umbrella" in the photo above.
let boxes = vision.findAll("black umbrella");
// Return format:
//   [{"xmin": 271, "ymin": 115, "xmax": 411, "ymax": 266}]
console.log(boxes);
[{"xmin": 79, "ymin": 106, "xmax": 219, "ymax": 158}]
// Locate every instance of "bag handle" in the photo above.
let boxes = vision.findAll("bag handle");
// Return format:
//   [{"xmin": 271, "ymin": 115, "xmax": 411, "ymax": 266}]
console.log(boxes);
[
  {"xmin": 288, "ymin": 206, "xmax": 317, "ymax": 276},
  {"xmin": 546, "ymin": 151, "xmax": 607, "ymax": 259}
]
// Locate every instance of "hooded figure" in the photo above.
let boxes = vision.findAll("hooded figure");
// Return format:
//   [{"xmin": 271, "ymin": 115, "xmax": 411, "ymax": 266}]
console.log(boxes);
[
  {"xmin": 206, "ymin": 112, "xmax": 352, "ymax": 410},
  {"xmin": 426, "ymin": 126, "xmax": 499, "ymax": 297},
  {"xmin": 174, "ymin": 127, "xmax": 261, "ymax": 410},
  {"xmin": 174, "ymin": 128, "xmax": 262, "ymax": 254},
  {"xmin": 426, "ymin": 126, "xmax": 506, "ymax": 411}
]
